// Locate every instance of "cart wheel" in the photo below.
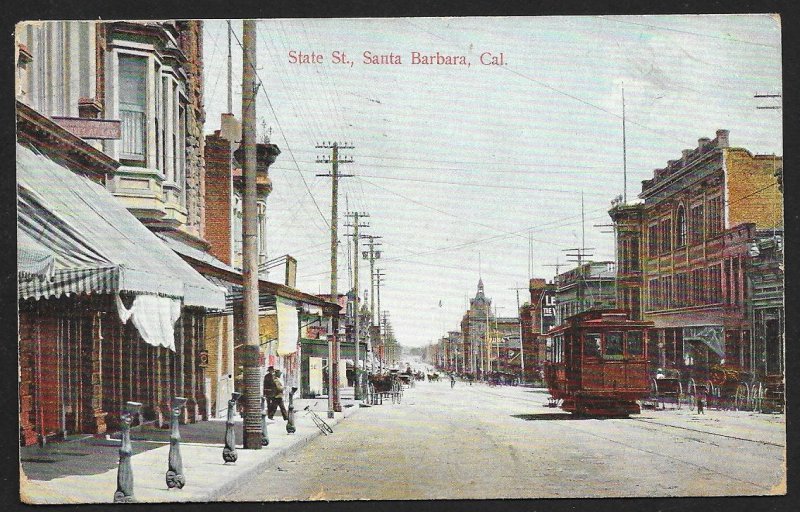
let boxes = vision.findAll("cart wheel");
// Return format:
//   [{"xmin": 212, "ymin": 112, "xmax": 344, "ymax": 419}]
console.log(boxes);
[
  {"xmin": 734, "ymin": 383, "xmax": 748, "ymax": 411},
  {"xmin": 676, "ymin": 381, "xmax": 683, "ymax": 410},
  {"xmin": 752, "ymin": 382, "xmax": 763, "ymax": 413},
  {"xmin": 687, "ymin": 379, "xmax": 696, "ymax": 411}
]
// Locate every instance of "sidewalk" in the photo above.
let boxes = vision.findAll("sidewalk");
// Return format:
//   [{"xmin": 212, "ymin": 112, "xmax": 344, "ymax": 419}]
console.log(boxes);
[{"xmin": 20, "ymin": 389, "xmax": 362, "ymax": 504}]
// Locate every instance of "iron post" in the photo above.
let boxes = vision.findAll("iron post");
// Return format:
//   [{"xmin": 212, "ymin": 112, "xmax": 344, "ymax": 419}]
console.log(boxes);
[
  {"xmin": 223, "ymin": 392, "xmax": 241, "ymax": 463},
  {"xmin": 260, "ymin": 396, "xmax": 269, "ymax": 446},
  {"xmin": 286, "ymin": 387, "xmax": 297, "ymax": 433},
  {"xmin": 165, "ymin": 397, "xmax": 187, "ymax": 489},
  {"xmin": 113, "ymin": 401, "xmax": 141, "ymax": 503}
]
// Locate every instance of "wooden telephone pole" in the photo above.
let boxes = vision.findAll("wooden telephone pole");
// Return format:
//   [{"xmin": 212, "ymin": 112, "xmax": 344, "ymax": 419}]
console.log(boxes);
[
  {"xmin": 241, "ymin": 19, "xmax": 262, "ymax": 449},
  {"xmin": 345, "ymin": 211, "xmax": 369, "ymax": 400},
  {"xmin": 317, "ymin": 141, "xmax": 354, "ymax": 417}
]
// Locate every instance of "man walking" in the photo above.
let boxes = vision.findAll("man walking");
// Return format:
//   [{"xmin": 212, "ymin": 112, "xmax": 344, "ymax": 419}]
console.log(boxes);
[{"xmin": 263, "ymin": 366, "xmax": 288, "ymax": 420}]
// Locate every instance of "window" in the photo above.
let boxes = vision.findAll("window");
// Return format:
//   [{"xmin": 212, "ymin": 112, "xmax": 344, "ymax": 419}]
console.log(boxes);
[
  {"xmin": 690, "ymin": 204, "xmax": 704, "ymax": 244},
  {"xmin": 732, "ymin": 257, "xmax": 740, "ymax": 305},
  {"xmin": 630, "ymin": 237, "xmax": 640, "ymax": 270},
  {"xmin": 660, "ymin": 218, "xmax": 672, "ymax": 254},
  {"xmin": 676, "ymin": 206, "xmax": 687, "ymax": 248},
  {"xmin": 707, "ymin": 196, "xmax": 723, "ymax": 237},
  {"xmin": 119, "ymin": 54, "xmax": 148, "ymax": 161},
  {"xmin": 649, "ymin": 278, "xmax": 660, "ymax": 310},
  {"xmin": 675, "ymin": 273, "xmax": 689, "ymax": 308},
  {"xmin": 584, "ymin": 333, "xmax": 601, "ymax": 358},
  {"xmin": 691, "ymin": 268, "xmax": 705, "ymax": 305},
  {"xmin": 627, "ymin": 331, "xmax": 644, "ymax": 356},
  {"xmin": 707, "ymin": 264, "xmax": 722, "ymax": 304},
  {"xmin": 663, "ymin": 275, "xmax": 673, "ymax": 309},
  {"xmin": 648, "ymin": 224, "xmax": 659, "ymax": 257},
  {"xmin": 724, "ymin": 258, "xmax": 732, "ymax": 305},
  {"xmin": 605, "ymin": 332, "xmax": 624, "ymax": 359}
]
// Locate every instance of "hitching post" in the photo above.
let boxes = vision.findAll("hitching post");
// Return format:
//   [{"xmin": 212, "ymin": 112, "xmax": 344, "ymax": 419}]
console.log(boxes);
[
  {"xmin": 113, "ymin": 401, "xmax": 142, "ymax": 503},
  {"xmin": 286, "ymin": 387, "xmax": 297, "ymax": 434},
  {"xmin": 223, "ymin": 392, "xmax": 241, "ymax": 463},
  {"xmin": 260, "ymin": 395, "xmax": 269, "ymax": 446},
  {"xmin": 165, "ymin": 396, "xmax": 187, "ymax": 489}
]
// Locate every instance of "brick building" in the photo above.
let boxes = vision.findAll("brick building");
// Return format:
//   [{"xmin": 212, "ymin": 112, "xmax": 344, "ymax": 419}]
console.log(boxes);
[
  {"xmin": 519, "ymin": 278, "xmax": 557, "ymax": 383},
  {"xmin": 16, "ymin": 21, "xmax": 228, "ymax": 444},
  {"xmin": 608, "ymin": 130, "xmax": 783, "ymax": 383}
]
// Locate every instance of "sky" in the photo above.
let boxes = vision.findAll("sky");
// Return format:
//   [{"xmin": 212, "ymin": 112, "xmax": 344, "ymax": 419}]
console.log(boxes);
[{"xmin": 202, "ymin": 15, "xmax": 782, "ymax": 348}]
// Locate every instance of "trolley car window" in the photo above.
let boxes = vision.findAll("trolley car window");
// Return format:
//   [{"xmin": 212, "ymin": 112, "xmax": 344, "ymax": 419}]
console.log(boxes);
[
  {"xmin": 626, "ymin": 330, "xmax": 643, "ymax": 356},
  {"xmin": 604, "ymin": 331, "xmax": 624, "ymax": 359},
  {"xmin": 584, "ymin": 333, "xmax": 601, "ymax": 358}
]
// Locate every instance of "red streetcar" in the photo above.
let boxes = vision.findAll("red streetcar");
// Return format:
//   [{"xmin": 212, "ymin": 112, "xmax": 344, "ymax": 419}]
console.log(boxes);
[{"xmin": 544, "ymin": 309, "xmax": 654, "ymax": 416}]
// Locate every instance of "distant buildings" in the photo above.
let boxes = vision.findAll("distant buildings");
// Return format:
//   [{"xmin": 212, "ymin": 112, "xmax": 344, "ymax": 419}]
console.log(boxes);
[{"xmin": 554, "ymin": 261, "xmax": 616, "ymax": 326}]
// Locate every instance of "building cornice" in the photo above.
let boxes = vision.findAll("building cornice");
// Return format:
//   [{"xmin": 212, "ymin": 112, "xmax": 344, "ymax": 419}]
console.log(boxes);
[{"xmin": 16, "ymin": 100, "xmax": 120, "ymax": 179}]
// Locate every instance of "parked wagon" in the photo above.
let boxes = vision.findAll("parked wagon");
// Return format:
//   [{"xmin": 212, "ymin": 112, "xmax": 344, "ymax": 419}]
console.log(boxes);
[
  {"xmin": 368, "ymin": 373, "xmax": 402, "ymax": 404},
  {"xmin": 648, "ymin": 372, "xmax": 684, "ymax": 410}
]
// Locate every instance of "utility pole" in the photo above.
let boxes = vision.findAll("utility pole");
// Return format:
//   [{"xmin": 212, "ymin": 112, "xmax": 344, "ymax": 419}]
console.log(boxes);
[
  {"xmin": 362, "ymin": 235, "xmax": 382, "ymax": 371},
  {"xmin": 240, "ymin": 19, "xmax": 261, "ymax": 450},
  {"xmin": 346, "ymin": 211, "xmax": 369, "ymax": 400},
  {"xmin": 375, "ymin": 268, "xmax": 386, "ymax": 368},
  {"xmin": 226, "ymin": 20, "xmax": 233, "ymax": 114},
  {"xmin": 622, "ymin": 83, "xmax": 627, "ymax": 204},
  {"xmin": 509, "ymin": 286, "xmax": 527, "ymax": 383},
  {"xmin": 317, "ymin": 141, "xmax": 354, "ymax": 417}
]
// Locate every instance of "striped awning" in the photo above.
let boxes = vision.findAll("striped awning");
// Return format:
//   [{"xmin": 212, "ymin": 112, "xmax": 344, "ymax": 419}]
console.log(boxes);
[{"xmin": 17, "ymin": 143, "xmax": 225, "ymax": 309}]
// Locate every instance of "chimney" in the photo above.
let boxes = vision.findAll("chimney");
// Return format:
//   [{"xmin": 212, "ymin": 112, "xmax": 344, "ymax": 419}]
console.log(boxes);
[
  {"xmin": 681, "ymin": 149, "xmax": 692, "ymax": 161},
  {"xmin": 698, "ymin": 137, "xmax": 711, "ymax": 147},
  {"xmin": 715, "ymin": 129, "xmax": 729, "ymax": 148}
]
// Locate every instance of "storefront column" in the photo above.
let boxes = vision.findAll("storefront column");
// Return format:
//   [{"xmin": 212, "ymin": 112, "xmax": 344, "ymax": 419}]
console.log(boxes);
[{"xmin": 83, "ymin": 310, "xmax": 108, "ymax": 435}]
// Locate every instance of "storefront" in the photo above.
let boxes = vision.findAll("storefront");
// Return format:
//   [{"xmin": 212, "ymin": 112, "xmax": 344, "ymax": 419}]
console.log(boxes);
[{"xmin": 18, "ymin": 139, "xmax": 225, "ymax": 445}]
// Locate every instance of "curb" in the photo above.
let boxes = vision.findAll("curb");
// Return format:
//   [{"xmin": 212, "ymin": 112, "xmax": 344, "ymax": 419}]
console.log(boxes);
[{"xmin": 204, "ymin": 403, "xmax": 361, "ymax": 502}]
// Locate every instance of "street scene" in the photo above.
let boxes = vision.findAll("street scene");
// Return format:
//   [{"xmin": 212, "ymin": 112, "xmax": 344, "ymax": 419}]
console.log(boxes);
[{"xmin": 15, "ymin": 15, "xmax": 784, "ymax": 503}]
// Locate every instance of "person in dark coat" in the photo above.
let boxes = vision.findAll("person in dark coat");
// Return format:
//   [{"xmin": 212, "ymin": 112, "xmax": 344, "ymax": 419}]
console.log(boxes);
[{"xmin": 263, "ymin": 367, "xmax": 288, "ymax": 420}]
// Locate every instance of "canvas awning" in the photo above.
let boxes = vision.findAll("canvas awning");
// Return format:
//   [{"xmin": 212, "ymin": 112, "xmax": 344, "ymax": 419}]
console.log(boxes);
[
  {"xmin": 17, "ymin": 143, "xmax": 225, "ymax": 310},
  {"xmin": 683, "ymin": 325, "xmax": 725, "ymax": 358}
]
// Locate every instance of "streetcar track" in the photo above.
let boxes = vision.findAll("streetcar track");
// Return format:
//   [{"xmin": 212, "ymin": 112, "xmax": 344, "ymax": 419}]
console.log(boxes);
[
  {"xmin": 461, "ymin": 385, "xmax": 785, "ymax": 448},
  {"xmin": 630, "ymin": 418, "xmax": 785, "ymax": 448},
  {"xmin": 453, "ymin": 384, "xmax": 782, "ymax": 492}
]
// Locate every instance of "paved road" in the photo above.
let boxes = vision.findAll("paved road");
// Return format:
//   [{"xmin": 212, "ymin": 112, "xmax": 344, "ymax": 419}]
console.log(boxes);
[{"xmin": 223, "ymin": 381, "xmax": 785, "ymax": 501}]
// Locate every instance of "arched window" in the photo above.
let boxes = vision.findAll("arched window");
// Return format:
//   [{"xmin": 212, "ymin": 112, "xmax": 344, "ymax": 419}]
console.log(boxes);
[{"xmin": 676, "ymin": 205, "xmax": 687, "ymax": 248}]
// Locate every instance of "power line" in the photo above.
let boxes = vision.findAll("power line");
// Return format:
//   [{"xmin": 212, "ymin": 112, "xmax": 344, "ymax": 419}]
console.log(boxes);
[
  {"xmin": 229, "ymin": 26, "xmax": 330, "ymax": 230},
  {"xmin": 594, "ymin": 16, "xmax": 780, "ymax": 49}
]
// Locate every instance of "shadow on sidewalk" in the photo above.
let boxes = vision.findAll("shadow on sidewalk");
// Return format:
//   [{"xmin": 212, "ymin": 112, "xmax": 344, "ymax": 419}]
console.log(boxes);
[{"xmin": 20, "ymin": 419, "xmax": 246, "ymax": 482}]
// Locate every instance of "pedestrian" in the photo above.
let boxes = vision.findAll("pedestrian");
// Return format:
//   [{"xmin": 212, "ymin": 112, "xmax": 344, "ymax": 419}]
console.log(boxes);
[
  {"xmin": 696, "ymin": 391, "xmax": 705, "ymax": 415},
  {"xmin": 450, "ymin": 373, "xmax": 456, "ymax": 389},
  {"xmin": 264, "ymin": 367, "xmax": 288, "ymax": 420}
]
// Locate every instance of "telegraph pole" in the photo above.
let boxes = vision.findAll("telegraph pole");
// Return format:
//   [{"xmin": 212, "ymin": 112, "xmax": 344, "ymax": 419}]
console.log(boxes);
[
  {"xmin": 240, "ymin": 19, "xmax": 262, "ymax": 450},
  {"xmin": 509, "ymin": 286, "xmax": 527, "ymax": 383},
  {"xmin": 346, "ymin": 211, "xmax": 369, "ymax": 400},
  {"xmin": 317, "ymin": 141, "xmax": 354, "ymax": 417},
  {"xmin": 375, "ymin": 268, "xmax": 386, "ymax": 369},
  {"xmin": 362, "ymin": 235, "xmax": 382, "ymax": 370}
]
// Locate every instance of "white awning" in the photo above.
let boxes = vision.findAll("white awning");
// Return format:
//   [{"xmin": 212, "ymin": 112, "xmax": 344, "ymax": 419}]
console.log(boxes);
[
  {"xmin": 17, "ymin": 143, "xmax": 225, "ymax": 310},
  {"xmin": 276, "ymin": 296, "xmax": 299, "ymax": 356}
]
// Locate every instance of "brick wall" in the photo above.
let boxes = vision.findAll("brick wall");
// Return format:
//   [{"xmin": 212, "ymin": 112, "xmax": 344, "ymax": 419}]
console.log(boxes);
[
  {"xmin": 204, "ymin": 133, "xmax": 233, "ymax": 265},
  {"xmin": 725, "ymin": 149, "xmax": 783, "ymax": 230},
  {"xmin": 179, "ymin": 20, "xmax": 207, "ymax": 239}
]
